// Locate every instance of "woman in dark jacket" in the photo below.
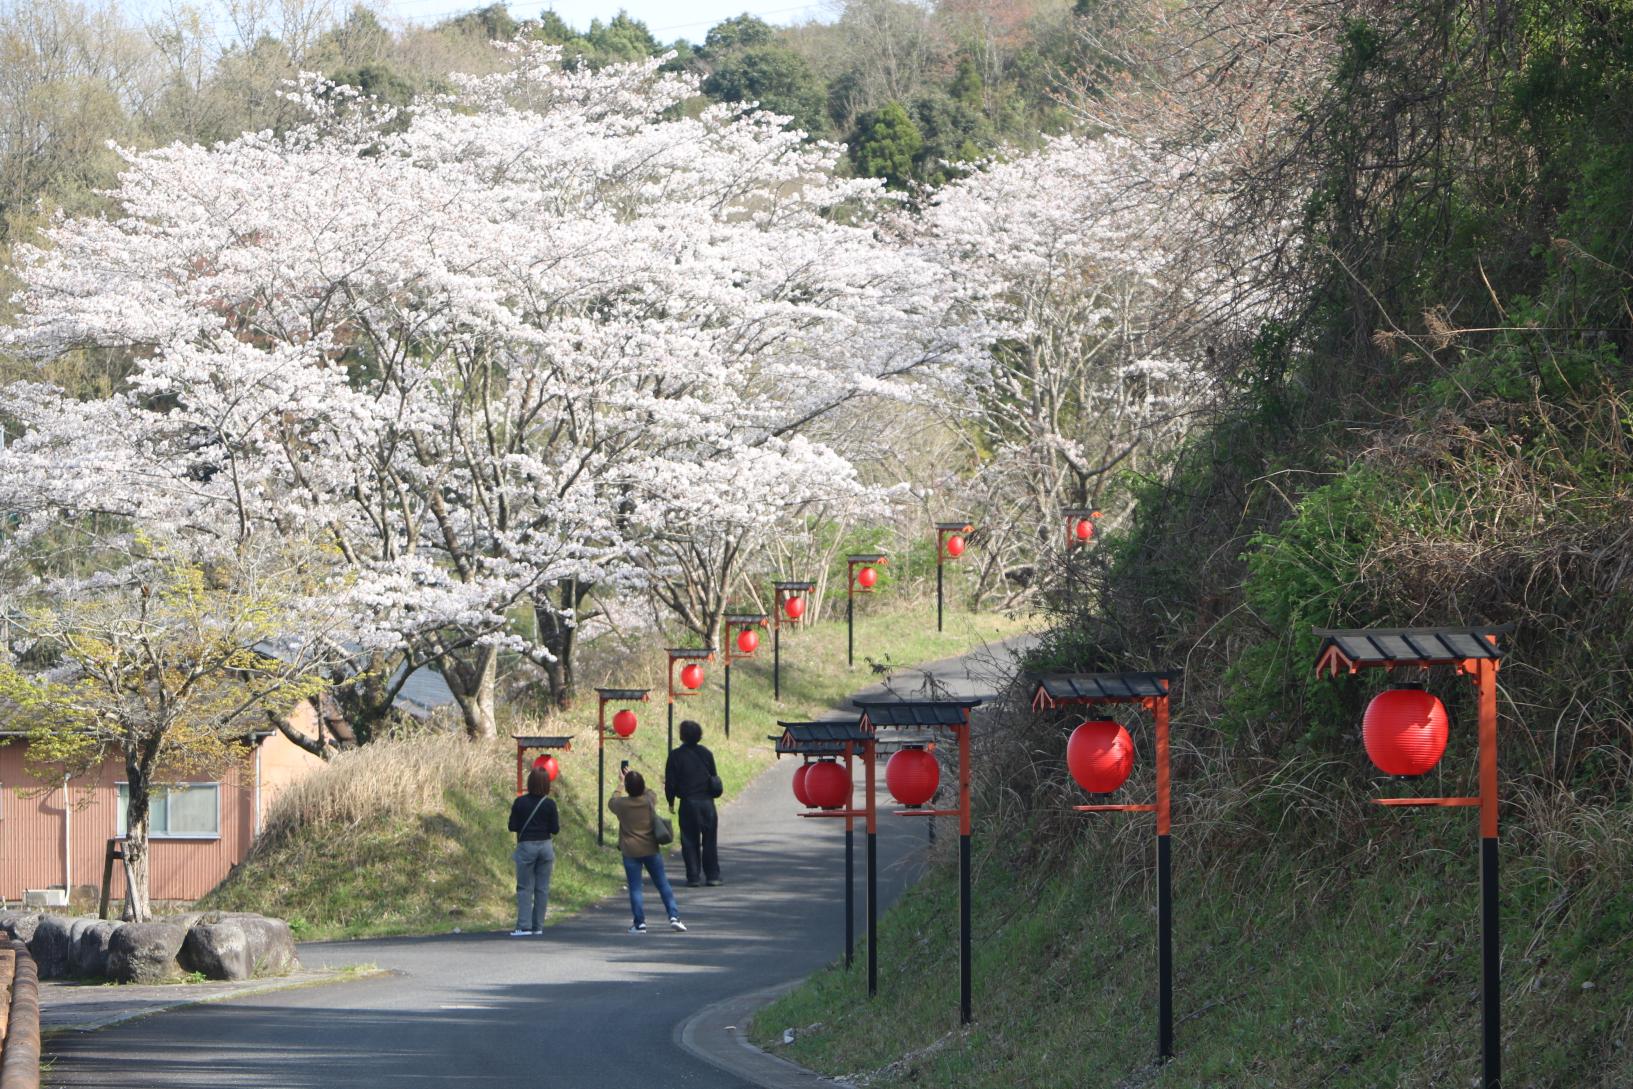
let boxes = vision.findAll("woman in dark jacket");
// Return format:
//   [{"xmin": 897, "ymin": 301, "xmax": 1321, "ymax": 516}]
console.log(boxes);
[
  {"xmin": 508, "ymin": 767, "xmax": 560, "ymax": 936},
  {"xmin": 663, "ymin": 719, "xmax": 722, "ymax": 887}
]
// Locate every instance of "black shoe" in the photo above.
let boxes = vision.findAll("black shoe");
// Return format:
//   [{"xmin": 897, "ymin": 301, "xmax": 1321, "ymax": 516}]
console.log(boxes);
[
  {"xmin": 685, "ymin": 880, "xmax": 702, "ymax": 887},
  {"xmin": 706, "ymin": 879, "xmax": 724, "ymax": 887}
]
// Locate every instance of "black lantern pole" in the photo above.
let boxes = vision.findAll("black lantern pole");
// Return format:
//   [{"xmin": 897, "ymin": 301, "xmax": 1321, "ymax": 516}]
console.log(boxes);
[
  {"xmin": 1035, "ymin": 670, "xmax": 1180, "ymax": 1062},
  {"xmin": 665, "ymin": 648, "xmax": 713, "ymax": 761},
  {"xmin": 933, "ymin": 522, "xmax": 973, "ymax": 633},
  {"xmin": 846, "ymin": 554, "xmax": 886, "ymax": 667},
  {"xmin": 594, "ymin": 688, "xmax": 649, "ymax": 848},
  {"xmin": 1313, "ymin": 625, "xmax": 1511, "ymax": 1089},
  {"xmin": 722, "ymin": 613, "xmax": 767, "ymax": 740},
  {"xmin": 771, "ymin": 580, "xmax": 813, "ymax": 701},
  {"xmin": 856, "ymin": 696, "xmax": 984, "ymax": 1023},
  {"xmin": 781, "ymin": 720, "xmax": 876, "ymax": 979}
]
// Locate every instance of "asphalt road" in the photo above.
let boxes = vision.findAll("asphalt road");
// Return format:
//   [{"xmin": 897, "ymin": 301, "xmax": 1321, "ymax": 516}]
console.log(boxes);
[{"xmin": 42, "ymin": 638, "xmax": 1028, "ymax": 1089}]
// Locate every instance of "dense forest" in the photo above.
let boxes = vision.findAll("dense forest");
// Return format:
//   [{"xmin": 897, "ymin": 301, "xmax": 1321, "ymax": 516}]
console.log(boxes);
[{"xmin": 3, "ymin": 0, "xmax": 1631, "ymax": 1081}]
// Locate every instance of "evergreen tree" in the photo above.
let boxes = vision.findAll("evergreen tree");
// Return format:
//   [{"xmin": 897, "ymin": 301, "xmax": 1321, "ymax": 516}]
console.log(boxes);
[{"xmin": 850, "ymin": 101, "xmax": 923, "ymax": 189}]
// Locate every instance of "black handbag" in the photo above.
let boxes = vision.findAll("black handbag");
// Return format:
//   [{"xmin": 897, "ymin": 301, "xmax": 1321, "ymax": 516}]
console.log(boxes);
[{"xmin": 650, "ymin": 796, "xmax": 675, "ymax": 846}]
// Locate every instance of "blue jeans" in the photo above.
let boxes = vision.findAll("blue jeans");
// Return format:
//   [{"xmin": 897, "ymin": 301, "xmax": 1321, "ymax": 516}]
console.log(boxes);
[
  {"xmin": 623, "ymin": 853, "xmax": 680, "ymax": 927},
  {"xmin": 514, "ymin": 839, "xmax": 555, "ymax": 931}
]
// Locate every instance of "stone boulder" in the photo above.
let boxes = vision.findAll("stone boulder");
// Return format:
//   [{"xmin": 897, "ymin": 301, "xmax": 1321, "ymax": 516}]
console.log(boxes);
[
  {"xmin": 0, "ymin": 911, "xmax": 43, "ymax": 944},
  {"xmin": 106, "ymin": 921, "xmax": 189, "ymax": 983},
  {"xmin": 26, "ymin": 914, "xmax": 77, "ymax": 978},
  {"xmin": 70, "ymin": 920, "xmax": 120, "ymax": 979},
  {"xmin": 180, "ymin": 913, "xmax": 298, "ymax": 981}
]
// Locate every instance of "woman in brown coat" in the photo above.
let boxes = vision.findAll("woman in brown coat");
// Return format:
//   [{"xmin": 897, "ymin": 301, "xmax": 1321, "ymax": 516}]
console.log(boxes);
[{"xmin": 609, "ymin": 769, "xmax": 685, "ymax": 933}]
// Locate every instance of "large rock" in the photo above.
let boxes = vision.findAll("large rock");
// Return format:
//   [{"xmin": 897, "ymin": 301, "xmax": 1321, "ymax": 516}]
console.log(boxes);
[
  {"xmin": 106, "ymin": 921, "xmax": 188, "ymax": 983},
  {"xmin": 0, "ymin": 911, "xmax": 43, "ymax": 944},
  {"xmin": 70, "ymin": 920, "xmax": 120, "ymax": 979},
  {"xmin": 180, "ymin": 913, "xmax": 298, "ymax": 980},
  {"xmin": 26, "ymin": 914, "xmax": 76, "ymax": 978}
]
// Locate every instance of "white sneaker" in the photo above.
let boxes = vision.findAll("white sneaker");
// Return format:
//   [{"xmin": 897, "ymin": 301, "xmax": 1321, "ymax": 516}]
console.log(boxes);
[
  {"xmin": 509, "ymin": 929, "xmax": 531, "ymax": 937},
  {"xmin": 669, "ymin": 918, "xmax": 687, "ymax": 932},
  {"xmin": 628, "ymin": 924, "xmax": 647, "ymax": 934},
  {"xmin": 531, "ymin": 930, "xmax": 543, "ymax": 936}
]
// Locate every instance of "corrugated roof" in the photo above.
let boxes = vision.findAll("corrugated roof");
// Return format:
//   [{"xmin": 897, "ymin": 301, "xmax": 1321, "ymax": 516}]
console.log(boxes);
[
  {"xmin": 1313, "ymin": 626, "xmax": 1509, "ymax": 672},
  {"xmin": 774, "ymin": 720, "xmax": 871, "ymax": 755},
  {"xmin": 667, "ymin": 647, "xmax": 713, "ymax": 659},
  {"xmin": 1031, "ymin": 672, "xmax": 1177, "ymax": 706},
  {"xmin": 512, "ymin": 735, "xmax": 573, "ymax": 749},
  {"xmin": 773, "ymin": 580, "xmax": 816, "ymax": 591},
  {"xmin": 595, "ymin": 688, "xmax": 650, "ymax": 701},
  {"xmin": 934, "ymin": 521, "xmax": 973, "ymax": 531},
  {"xmin": 847, "ymin": 553, "xmax": 887, "ymax": 563},
  {"xmin": 853, "ymin": 698, "xmax": 981, "ymax": 728}
]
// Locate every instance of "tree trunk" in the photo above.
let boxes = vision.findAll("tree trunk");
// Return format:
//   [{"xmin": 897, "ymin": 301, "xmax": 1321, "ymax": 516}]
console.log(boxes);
[
  {"xmin": 534, "ymin": 579, "xmax": 592, "ymax": 710},
  {"xmin": 442, "ymin": 645, "xmax": 499, "ymax": 740},
  {"xmin": 122, "ymin": 749, "xmax": 154, "ymax": 923}
]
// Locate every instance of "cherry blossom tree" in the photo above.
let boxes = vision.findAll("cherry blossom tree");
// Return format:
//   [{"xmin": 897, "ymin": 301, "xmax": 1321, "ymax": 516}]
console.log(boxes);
[
  {"xmin": 2, "ymin": 40, "xmax": 989, "ymax": 727},
  {"xmin": 915, "ymin": 134, "xmax": 1237, "ymax": 593}
]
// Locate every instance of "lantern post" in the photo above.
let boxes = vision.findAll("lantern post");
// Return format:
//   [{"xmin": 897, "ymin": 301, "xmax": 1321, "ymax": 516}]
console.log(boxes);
[
  {"xmin": 722, "ymin": 613, "xmax": 768, "ymax": 740},
  {"xmin": 593, "ymin": 688, "xmax": 649, "ymax": 847},
  {"xmin": 1033, "ymin": 670, "xmax": 1179, "ymax": 1061},
  {"xmin": 666, "ymin": 647, "xmax": 713, "ymax": 760},
  {"xmin": 855, "ymin": 696, "xmax": 984, "ymax": 1024},
  {"xmin": 934, "ymin": 522, "xmax": 973, "ymax": 633},
  {"xmin": 1313, "ymin": 625, "xmax": 1511, "ymax": 1089},
  {"xmin": 778, "ymin": 720, "xmax": 876, "ymax": 972},
  {"xmin": 1061, "ymin": 508, "xmax": 1101, "ymax": 612},
  {"xmin": 771, "ymin": 580, "xmax": 815, "ymax": 701},
  {"xmin": 846, "ymin": 554, "xmax": 886, "ymax": 667},
  {"xmin": 512, "ymin": 734, "xmax": 573, "ymax": 794}
]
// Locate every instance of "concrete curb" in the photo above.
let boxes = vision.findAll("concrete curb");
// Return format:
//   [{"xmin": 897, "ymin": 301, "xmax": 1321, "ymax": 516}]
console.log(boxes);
[
  {"xmin": 0, "ymin": 941, "xmax": 41, "ymax": 1089},
  {"xmin": 40, "ymin": 966, "xmax": 392, "ymax": 1035},
  {"xmin": 675, "ymin": 980, "xmax": 856, "ymax": 1089}
]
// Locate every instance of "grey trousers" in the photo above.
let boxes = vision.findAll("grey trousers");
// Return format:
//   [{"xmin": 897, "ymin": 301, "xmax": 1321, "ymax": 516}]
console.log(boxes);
[{"xmin": 513, "ymin": 839, "xmax": 555, "ymax": 931}]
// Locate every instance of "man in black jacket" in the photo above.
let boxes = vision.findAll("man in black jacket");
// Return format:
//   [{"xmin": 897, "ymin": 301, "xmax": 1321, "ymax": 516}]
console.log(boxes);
[{"xmin": 664, "ymin": 719, "xmax": 723, "ymax": 887}]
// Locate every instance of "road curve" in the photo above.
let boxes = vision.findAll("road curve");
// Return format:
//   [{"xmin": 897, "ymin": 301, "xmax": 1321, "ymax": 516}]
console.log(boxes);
[{"xmin": 42, "ymin": 638, "xmax": 1030, "ymax": 1089}]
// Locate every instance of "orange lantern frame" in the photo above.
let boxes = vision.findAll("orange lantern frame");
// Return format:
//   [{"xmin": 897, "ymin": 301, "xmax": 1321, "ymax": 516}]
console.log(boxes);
[
  {"xmin": 776, "ymin": 719, "xmax": 876, "ymax": 973},
  {"xmin": 1062, "ymin": 507, "xmax": 1102, "ymax": 552},
  {"xmin": 722, "ymin": 611, "xmax": 769, "ymax": 740},
  {"xmin": 771, "ymin": 580, "xmax": 815, "ymax": 702},
  {"xmin": 1033, "ymin": 670, "xmax": 1179, "ymax": 1061},
  {"xmin": 934, "ymin": 521, "xmax": 974, "ymax": 632},
  {"xmin": 854, "ymin": 696, "xmax": 983, "ymax": 1024},
  {"xmin": 846, "ymin": 553, "xmax": 887, "ymax": 668},
  {"xmin": 512, "ymin": 733, "xmax": 572, "ymax": 796},
  {"xmin": 593, "ymin": 687, "xmax": 649, "ymax": 848},
  {"xmin": 1314, "ymin": 625, "xmax": 1510, "ymax": 1089},
  {"xmin": 665, "ymin": 646, "xmax": 714, "ymax": 759}
]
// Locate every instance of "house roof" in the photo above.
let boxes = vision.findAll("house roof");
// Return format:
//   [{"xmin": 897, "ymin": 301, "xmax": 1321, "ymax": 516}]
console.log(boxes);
[{"xmin": 772, "ymin": 720, "xmax": 872, "ymax": 756}]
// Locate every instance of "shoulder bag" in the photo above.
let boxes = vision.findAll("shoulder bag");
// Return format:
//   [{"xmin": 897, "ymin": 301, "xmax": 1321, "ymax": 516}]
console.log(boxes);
[{"xmin": 650, "ymin": 795, "xmax": 675, "ymax": 847}]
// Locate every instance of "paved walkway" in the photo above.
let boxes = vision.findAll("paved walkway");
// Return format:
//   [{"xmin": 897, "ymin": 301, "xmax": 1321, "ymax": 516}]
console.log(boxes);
[{"xmin": 41, "ymin": 638, "xmax": 1030, "ymax": 1088}]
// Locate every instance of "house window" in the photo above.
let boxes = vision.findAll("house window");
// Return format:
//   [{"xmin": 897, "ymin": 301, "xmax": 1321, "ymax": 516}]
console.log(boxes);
[{"xmin": 115, "ymin": 783, "xmax": 220, "ymax": 839}]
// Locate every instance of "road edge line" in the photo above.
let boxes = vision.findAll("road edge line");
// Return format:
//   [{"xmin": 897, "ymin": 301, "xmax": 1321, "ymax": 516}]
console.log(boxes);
[{"xmin": 674, "ymin": 979, "xmax": 856, "ymax": 1089}]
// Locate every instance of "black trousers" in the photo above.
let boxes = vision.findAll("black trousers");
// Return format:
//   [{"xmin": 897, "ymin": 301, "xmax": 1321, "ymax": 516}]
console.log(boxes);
[{"xmin": 677, "ymin": 797, "xmax": 720, "ymax": 883}]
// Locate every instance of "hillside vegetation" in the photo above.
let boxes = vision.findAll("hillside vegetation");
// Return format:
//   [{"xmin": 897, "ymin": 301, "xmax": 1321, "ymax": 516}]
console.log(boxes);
[
  {"xmin": 204, "ymin": 602, "xmax": 1032, "ymax": 939},
  {"xmin": 752, "ymin": 1, "xmax": 1633, "ymax": 1086}
]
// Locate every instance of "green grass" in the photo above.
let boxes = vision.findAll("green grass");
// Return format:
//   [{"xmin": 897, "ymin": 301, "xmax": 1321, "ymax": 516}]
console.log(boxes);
[
  {"xmin": 202, "ymin": 599, "xmax": 1033, "ymax": 941},
  {"xmin": 751, "ymin": 810, "xmax": 1633, "ymax": 1088}
]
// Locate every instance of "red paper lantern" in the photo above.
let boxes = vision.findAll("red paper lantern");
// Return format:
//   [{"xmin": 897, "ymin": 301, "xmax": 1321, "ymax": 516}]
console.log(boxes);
[
  {"xmin": 783, "ymin": 595, "xmax": 806, "ymax": 620},
  {"xmin": 1363, "ymin": 687, "xmax": 1449, "ymax": 776},
  {"xmin": 611, "ymin": 709, "xmax": 637, "ymax": 738},
  {"xmin": 532, "ymin": 754, "xmax": 560, "ymax": 781},
  {"xmin": 1074, "ymin": 518, "xmax": 1095, "ymax": 542},
  {"xmin": 1066, "ymin": 719, "xmax": 1135, "ymax": 793},
  {"xmin": 736, "ymin": 628, "xmax": 760, "ymax": 654},
  {"xmin": 792, "ymin": 763, "xmax": 813, "ymax": 807},
  {"xmin": 857, "ymin": 566, "xmax": 878, "ymax": 589},
  {"xmin": 885, "ymin": 747, "xmax": 940, "ymax": 807},
  {"xmin": 945, "ymin": 535, "xmax": 966, "ymax": 558},
  {"xmin": 679, "ymin": 662, "xmax": 705, "ymax": 690},
  {"xmin": 804, "ymin": 760, "xmax": 851, "ymax": 809}
]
